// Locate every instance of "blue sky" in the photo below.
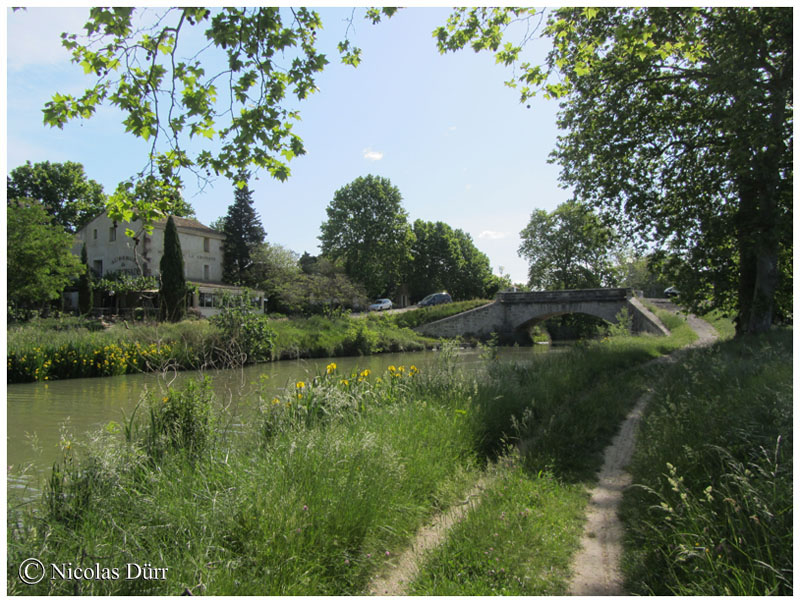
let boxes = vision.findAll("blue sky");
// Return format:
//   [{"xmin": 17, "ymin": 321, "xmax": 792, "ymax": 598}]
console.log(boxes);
[{"xmin": 6, "ymin": 6, "xmax": 572, "ymax": 285}]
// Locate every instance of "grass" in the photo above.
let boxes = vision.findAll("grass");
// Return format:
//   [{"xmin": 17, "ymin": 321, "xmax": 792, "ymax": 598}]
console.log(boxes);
[
  {"xmin": 6, "ymin": 310, "xmax": 443, "ymax": 384},
  {"xmin": 621, "ymin": 327, "xmax": 792, "ymax": 595},
  {"xmin": 9, "ymin": 310, "xmax": 733, "ymax": 595},
  {"xmin": 387, "ymin": 299, "xmax": 492, "ymax": 329},
  {"xmin": 407, "ymin": 458, "xmax": 588, "ymax": 595},
  {"xmin": 266, "ymin": 314, "xmax": 435, "ymax": 360}
]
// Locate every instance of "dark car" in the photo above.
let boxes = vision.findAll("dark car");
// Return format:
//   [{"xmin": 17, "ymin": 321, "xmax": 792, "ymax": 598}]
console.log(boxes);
[
  {"xmin": 664, "ymin": 286, "xmax": 679, "ymax": 298},
  {"xmin": 417, "ymin": 292, "xmax": 452, "ymax": 307}
]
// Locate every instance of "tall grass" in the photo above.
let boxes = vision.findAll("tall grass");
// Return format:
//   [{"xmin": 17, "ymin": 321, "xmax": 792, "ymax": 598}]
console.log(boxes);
[
  {"xmin": 267, "ymin": 314, "xmax": 433, "ymax": 360},
  {"xmin": 7, "ymin": 320, "xmax": 221, "ymax": 382},
  {"xmin": 7, "ymin": 314, "xmax": 437, "ymax": 384},
  {"xmin": 8, "ymin": 315, "xmax": 701, "ymax": 595},
  {"xmin": 7, "ymin": 362, "xmax": 479, "ymax": 595},
  {"xmin": 388, "ymin": 299, "xmax": 492, "ymax": 329},
  {"xmin": 407, "ymin": 457, "xmax": 588, "ymax": 595},
  {"xmin": 621, "ymin": 328, "xmax": 792, "ymax": 595}
]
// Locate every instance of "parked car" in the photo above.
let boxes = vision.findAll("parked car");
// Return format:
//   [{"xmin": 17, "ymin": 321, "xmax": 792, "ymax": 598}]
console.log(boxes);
[
  {"xmin": 368, "ymin": 298, "xmax": 393, "ymax": 311},
  {"xmin": 417, "ymin": 292, "xmax": 452, "ymax": 307},
  {"xmin": 664, "ymin": 286, "xmax": 680, "ymax": 298}
]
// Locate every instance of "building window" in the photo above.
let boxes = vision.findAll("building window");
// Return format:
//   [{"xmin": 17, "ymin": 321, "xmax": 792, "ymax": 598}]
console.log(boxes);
[
  {"xmin": 204, "ymin": 265, "xmax": 210, "ymax": 280},
  {"xmin": 198, "ymin": 292, "xmax": 216, "ymax": 308},
  {"xmin": 93, "ymin": 229, "xmax": 98, "ymax": 240},
  {"xmin": 93, "ymin": 260, "xmax": 103, "ymax": 277},
  {"xmin": 109, "ymin": 226, "xmax": 116, "ymax": 242},
  {"xmin": 203, "ymin": 237, "xmax": 210, "ymax": 252}
]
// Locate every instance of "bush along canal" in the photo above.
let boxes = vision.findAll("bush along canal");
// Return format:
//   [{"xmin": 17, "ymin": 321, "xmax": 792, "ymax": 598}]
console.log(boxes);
[
  {"xmin": 6, "ymin": 300, "xmax": 490, "ymax": 385},
  {"xmin": 10, "ymin": 308, "xmax": 787, "ymax": 596}
]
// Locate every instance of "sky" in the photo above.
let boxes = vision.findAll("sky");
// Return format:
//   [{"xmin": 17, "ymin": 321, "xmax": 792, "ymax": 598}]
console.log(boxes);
[{"xmin": 5, "ymin": 5, "xmax": 573, "ymax": 285}]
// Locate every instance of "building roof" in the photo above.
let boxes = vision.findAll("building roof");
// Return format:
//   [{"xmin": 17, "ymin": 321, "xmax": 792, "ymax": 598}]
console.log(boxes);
[
  {"xmin": 154, "ymin": 216, "xmax": 223, "ymax": 238},
  {"xmin": 78, "ymin": 211, "xmax": 223, "ymax": 239}
]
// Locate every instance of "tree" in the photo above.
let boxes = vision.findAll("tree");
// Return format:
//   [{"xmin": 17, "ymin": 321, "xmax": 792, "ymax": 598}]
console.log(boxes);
[
  {"xmin": 78, "ymin": 243, "xmax": 93, "ymax": 314},
  {"xmin": 7, "ymin": 200, "xmax": 83, "ymax": 309},
  {"xmin": 159, "ymin": 216, "xmax": 187, "ymax": 321},
  {"xmin": 7, "ymin": 161, "xmax": 106, "ymax": 232},
  {"xmin": 41, "ymin": 7, "xmax": 396, "ymax": 226},
  {"xmin": 319, "ymin": 175, "xmax": 414, "ymax": 299},
  {"xmin": 221, "ymin": 174, "xmax": 266, "ymax": 285},
  {"xmin": 408, "ymin": 220, "xmax": 494, "ymax": 301},
  {"xmin": 435, "ymin": 7, "xmax": 792, "ymax": 334},
  {"xmin": 451, "ymin": 229, "xmax": 495, "ymax": 299},
  {"xmin": 612, "ymin": 250, "xmax": 671, "ymax": 298},
  {"xmin": 519, "ymin": 201, "xmax": 618, "ymax": 290},
  {"xmin": 248, "ymin": 242, "xmax": 300, "ymax": 309},
  {"xmin": 108, "ymin": 174, "xmax": 195, "ymax": 233}
]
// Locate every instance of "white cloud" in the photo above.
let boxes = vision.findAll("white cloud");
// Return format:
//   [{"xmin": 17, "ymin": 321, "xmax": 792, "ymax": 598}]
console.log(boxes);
[
  {"xmin": 478, "ymin": 230, "xmax": 507, "ymax": 240},
  {"xmin": 362, "ymin": 148, "xmax": 384, "ymax": 161}
]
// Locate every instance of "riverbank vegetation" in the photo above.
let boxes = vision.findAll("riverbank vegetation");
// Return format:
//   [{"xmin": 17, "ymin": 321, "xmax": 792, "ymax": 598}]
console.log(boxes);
[
  {"xmin": 6, "ymin": 301, "xmax": 488, "ymax": 384},
  {"xmin": 621, "ymin": 327, "xmax": 792, "ymax": 595},
  {"xmin": 9, "ymin": 313, "xmax": 696, "ymax": 595}
]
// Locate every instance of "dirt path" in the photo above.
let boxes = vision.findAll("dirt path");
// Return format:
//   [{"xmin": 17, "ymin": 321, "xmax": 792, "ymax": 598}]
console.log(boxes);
[
  {"xmin": 365, "ymin": 305, "xmax": 717, "ymax": 596},
  {"xmin": 367, "ymin": 477, "xmax": 491, "ymax": 596},
  {"xmin": 567, "ymin": 309, "xmax": 718, "ymax": 595}
]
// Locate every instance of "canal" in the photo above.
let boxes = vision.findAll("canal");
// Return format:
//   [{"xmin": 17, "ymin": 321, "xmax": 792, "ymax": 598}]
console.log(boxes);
[{"xmin": 7, "ymin": 346, "xmax": 550, "ymax": 500}]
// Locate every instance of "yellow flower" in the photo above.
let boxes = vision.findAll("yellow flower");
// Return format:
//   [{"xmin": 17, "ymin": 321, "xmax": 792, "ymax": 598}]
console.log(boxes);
[
  {"xmin": 360, "ymin": 369, "xmax": 371, "ymax": 378},
  {"xmin": 296, "ymin": 381, "xmax": 305, "ymax": 389},
  {"xmin": 271, "ymin": 397, "xmax": 280, "ymax": 405},
  {"xmin": 340, "ymin": 379, "xmax": 349, "ymax": 387},
  {"xmin": 388, "ymin": 365, "xmax": 396, "ymax": 373},
  {"xmin": 326, "ymin": 362, "xmax": 337, "ymax": 374}
]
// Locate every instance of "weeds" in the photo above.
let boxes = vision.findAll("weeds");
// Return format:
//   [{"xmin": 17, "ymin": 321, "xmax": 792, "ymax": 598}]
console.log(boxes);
[
  {"xmin": 622, "ymin": 328, "xmax": 792, "ymax": 596},
  {"xmin": 9, "ymin": 314, "xmax": 751, "ymax": 595}
]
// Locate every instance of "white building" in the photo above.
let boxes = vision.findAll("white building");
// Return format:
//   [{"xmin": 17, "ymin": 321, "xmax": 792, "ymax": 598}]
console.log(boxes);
[{"xmin": 70, "ymin": 212, "xmax": 265, "ymax": 317}]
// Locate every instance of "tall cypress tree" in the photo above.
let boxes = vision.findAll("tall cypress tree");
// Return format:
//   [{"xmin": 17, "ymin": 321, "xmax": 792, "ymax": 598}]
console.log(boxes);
[
  {"xmin": 222, "ymin": 173, "xmax": 266, "ymax": 285},
  {"xmin": 77, "ymin": 242, "xmax": 93, "ymax": 315},
  {"xmin": 159, "ymin": 216, "xmax": 187, "ymax": 322}
]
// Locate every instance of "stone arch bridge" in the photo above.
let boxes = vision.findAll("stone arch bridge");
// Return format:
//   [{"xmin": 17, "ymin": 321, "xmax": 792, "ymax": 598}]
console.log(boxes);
[{"xmin": 415, "ymin": 288, "xmax": 669, "ymax": 340}]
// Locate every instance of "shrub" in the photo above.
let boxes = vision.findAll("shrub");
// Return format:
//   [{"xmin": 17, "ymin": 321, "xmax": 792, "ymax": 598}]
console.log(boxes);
[{"xmin": 209, "ymin": 292, "xmax": 275, "ymax": 365}]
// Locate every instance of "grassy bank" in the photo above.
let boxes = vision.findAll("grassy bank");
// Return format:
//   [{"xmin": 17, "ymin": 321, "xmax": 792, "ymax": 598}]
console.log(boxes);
[
  {"xmin": 9, "ymin": 311, "xmax": 698, "ymax": 595},
  {"xmin": 6, "ymin": 302, "xmax": 496, "ymax": 384},
  {"xmin": 621, "ymin": 327, "xmax": 792, "ymax": 595}
]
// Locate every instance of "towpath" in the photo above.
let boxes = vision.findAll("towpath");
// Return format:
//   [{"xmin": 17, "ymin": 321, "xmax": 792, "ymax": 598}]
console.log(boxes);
[{"xmin": 366, "ymin": 304, "xmax": 718, "ymax": 596}]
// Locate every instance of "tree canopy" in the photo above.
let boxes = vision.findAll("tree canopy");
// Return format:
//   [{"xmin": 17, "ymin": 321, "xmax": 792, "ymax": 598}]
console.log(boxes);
[
  {"xmin": 7, "ymin": 200, "xmax": 84, "ymax": 309},
  {"xmin": 519, "ymin": 200, "xmax": 618, "ymax": 291},
  {"xmin": 319, "ymin": 175, "xmax": 414, "ymax": 299},
  {"xmin": 221, "ymin": 174, "xmax": 267, "ymax": 286},
  {"xmin": 42, "ymin": 7, "xmax": 395, "ymax": 226},
  {"xmin": 7, "ymin": 160, "xmax": 106, "ymax": 232},
  {"xmin": 408, "ymin": 220, "xmax": 495, "ymax": 301},
  {"xmin": 436, "ymin": 7, "xmax": 792, "ymax": 333}
]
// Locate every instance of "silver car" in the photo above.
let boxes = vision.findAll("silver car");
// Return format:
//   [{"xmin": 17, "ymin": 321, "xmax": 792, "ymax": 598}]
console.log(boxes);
[{"xmin": 369, "ymin": 298, "xmax": 393, "ymax": 311}]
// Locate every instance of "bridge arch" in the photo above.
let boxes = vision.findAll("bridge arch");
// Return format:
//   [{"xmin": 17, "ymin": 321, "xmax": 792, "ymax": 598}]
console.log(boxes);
[
  {"xmin": 514, "ymin": 310, "xmax": 614, "ymax": 331},
  {"xmin": 414, "ymin": 288, "xmax": 669, "ymax": 339}
]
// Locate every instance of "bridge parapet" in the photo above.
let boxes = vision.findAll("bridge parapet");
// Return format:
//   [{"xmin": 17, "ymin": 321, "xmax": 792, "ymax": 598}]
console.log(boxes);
[
  {"xmin": 498, "ymin": 288, "xmax": 632, "ymax": 304},
  {"xmin": 416, "ymin": 288, "xmax": 668, "ymax": 340}
]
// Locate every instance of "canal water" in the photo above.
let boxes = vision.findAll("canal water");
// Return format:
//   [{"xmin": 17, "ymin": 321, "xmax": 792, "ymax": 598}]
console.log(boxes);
[{"xmin": 7, "ymin": 346, "xmax": 549, "ymax": 500}]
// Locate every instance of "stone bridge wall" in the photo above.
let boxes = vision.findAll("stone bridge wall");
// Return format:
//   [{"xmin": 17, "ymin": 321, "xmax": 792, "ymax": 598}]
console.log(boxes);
[{"xmin": 415, "ymin": 289, "xmax": 669, "ymax": 339}]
